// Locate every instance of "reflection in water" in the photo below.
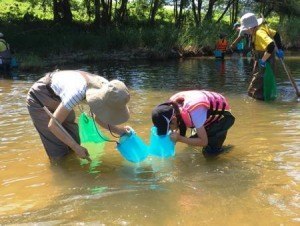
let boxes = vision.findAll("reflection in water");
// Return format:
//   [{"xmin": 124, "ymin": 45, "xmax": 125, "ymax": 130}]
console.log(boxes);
[
  {"xmin": 0, "ymin": 56, "xmax": 299, "ymax": 224},
  {"xmin": 80, "ymin": 142, "xmax": 106, "ymax": 174}
]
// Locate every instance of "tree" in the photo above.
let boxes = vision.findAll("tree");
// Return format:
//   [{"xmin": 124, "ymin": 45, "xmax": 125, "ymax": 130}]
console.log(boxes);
[
  {"xmin": 115, "ymin": 0, "xmax": 129, "ymax": 25},
  {"xmin": 215, "ymin": 0, "xmax": 234, "ymax": 23},
  {"xmin": 149, "ymin": 0, "xmax": 162, "ymax": 25},
  {"xmin": 203, "ymin": 0, "xmax": 218, "ymax": 22},
  {"xmin": 255, "ymin": 0, "xmax": 300, "ymax": 18},
  {"xmin": 191, "ymin": 0, "xmax": 203, "ymax": 26},
  {"xmin": 52, "ymin": 0, "xmax": 73, "ymax": 23}
]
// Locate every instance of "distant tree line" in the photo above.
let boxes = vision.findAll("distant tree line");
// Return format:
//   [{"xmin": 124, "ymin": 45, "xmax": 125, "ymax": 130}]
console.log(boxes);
[{"xmin": 12, "ymin": 0, "xmax": 300, "ymax": 27}]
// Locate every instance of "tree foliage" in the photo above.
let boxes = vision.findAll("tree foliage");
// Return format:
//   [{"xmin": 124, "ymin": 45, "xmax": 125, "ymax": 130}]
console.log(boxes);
[{"xmin": 1, "ymin": 0, "xmax": 298, "ymax": 27}]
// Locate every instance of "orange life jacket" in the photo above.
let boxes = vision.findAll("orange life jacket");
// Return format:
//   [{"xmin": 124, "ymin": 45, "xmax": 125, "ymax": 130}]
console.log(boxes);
[{"xmin": 216, "ymin": 39, "xmax": 228, "ymax": 52}]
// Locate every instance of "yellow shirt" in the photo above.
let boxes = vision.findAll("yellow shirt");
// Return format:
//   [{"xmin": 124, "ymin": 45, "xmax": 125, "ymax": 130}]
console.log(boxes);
[
  {"xmin": 0, "ymin": 39, "xmax": 8, "ymax": 52},
  {"xmin": 252, "ymin": 24, "xmax": 276, "ymax": 51}
]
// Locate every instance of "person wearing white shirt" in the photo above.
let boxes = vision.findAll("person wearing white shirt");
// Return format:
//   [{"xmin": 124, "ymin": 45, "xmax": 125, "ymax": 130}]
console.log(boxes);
[{"xmin": 27, "ymin": 70, "xmax": 131, "ymax": 161}]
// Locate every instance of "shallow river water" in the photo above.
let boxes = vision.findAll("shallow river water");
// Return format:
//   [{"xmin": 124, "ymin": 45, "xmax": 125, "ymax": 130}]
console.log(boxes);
[{"xmin": 0, "ymin": 55, "xmax": 299, "ymax": 225}]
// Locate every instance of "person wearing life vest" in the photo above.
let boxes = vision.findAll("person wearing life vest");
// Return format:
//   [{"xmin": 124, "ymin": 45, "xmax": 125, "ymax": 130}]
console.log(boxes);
[
  {"xmin": 0, "ymin": 32, "xmax": 12, "ymax": 69},
  {"xmin": 238, "ymin": 13, "xmax": 284, "ymax": 100},
  {"xmin": 215, "ymin": 33, "xmax": 228, "ymax": 59},
  {"xmin": 151, "ymin": 90, "xmax": 235, "ymax": 156}
]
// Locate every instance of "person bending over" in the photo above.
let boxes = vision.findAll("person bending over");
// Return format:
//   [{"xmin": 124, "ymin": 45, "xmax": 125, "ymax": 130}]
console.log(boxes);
[
  {"xmin": 152, "ymin": 90, "xmax": 235, "ymax": 156},
  {"xmin": 27, "ymin": 70, "xmax": 130, "ymax": 161}
]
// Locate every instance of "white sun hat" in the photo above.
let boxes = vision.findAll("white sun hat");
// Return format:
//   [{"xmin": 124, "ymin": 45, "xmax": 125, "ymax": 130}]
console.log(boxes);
[{"xmin": 239, "ymin": 13, "xmax": 263, "ymax": 35}]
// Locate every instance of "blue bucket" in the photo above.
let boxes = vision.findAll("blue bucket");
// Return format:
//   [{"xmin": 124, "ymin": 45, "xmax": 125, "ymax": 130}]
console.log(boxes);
[
  {"xmin": 117, "ymin": 130, "xmax": 149, "ymax": 163},
  {"xmin": 213, "ymin": 50, "xmax": 223, "ymax": 58},
  {"xmin": 237, "ymin": 42, "xmax": 244, "ymax": 51},
  {"xmin": 148, "ymin": 127, "xmax": 175, "ymax": 158}
]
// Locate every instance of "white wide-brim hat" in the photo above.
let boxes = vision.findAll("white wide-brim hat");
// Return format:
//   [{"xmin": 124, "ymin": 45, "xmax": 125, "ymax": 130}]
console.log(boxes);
[
  {"xmin": 86, "ymin": 76, "xmax": 130, "ymax": 125},
  {"xmin": 239, "ymin": 13, "xmax": 263, "ymax": 35}
]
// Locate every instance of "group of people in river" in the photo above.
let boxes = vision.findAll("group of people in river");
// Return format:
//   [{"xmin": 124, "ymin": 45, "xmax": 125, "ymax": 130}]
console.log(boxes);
[
  {"xmin": 26, "ymin": 13, "xmax": 285, "ymax": 162},
  {"xmin": 215, "ymin": 13, "xmax": 284, "ymax": 100}
]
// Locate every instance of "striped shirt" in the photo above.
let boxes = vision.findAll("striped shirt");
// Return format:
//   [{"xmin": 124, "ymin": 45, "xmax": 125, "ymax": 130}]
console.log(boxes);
[{"xmin": 50, "ymin": 71, "xmax": 87, "ymax": 110}]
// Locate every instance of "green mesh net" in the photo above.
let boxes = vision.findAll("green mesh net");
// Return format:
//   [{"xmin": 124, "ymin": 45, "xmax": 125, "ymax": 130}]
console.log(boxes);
[
  {"xmin": 263, "ymin": 62, "xmax": 277, "ymax": 101},
  {"xmin": 79, "ymin": 112, "xmax": 108, "ymax": 168},
  {"xmin": 78, "ymin": 112, "xmax": 108, "ymax": 144}
]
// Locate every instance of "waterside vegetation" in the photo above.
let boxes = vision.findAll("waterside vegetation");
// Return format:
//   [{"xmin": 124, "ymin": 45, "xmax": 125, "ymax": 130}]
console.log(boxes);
[{"xmin": 1, "ymin": 0, "xmax": 299, "ymax": 71}]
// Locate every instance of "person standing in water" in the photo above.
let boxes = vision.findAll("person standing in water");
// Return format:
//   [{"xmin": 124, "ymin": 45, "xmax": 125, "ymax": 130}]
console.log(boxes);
[
  {"xmin": 151, "ymin": 90, "xmax": 235, "ymax": 156},
  {"xmin": 238, "ymin": 13, "xmax": 284, "ymax": 100},
  {"xmin": 215, "ymin": 33, "xmax": 229, "ymax": 59},
  {"xmin": 0, "ymin": 32, "xmax": 12, "ymax": 70},
  {"xmin": 230, "ymin": 22, "xmax": 251, "ymax": 56},
  {"xmin": 27, "ymin": 70, "xmax": 131, "ymax": 161}
]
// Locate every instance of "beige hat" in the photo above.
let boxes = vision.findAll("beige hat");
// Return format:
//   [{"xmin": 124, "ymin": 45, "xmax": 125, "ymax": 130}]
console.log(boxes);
[
  {"xmin": 86, "ymin": 77, "xmax": 130, "ymax": 125},
  {"xmin": 239, "ymin": 13, "xmax": 263, "ymax": 35}
]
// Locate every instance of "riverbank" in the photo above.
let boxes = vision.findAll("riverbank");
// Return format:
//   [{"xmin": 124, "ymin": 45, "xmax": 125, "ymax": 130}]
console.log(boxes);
[
  {"xmin": 2, "ymin": 19, "xmax": 298, "ymax": 72},
  {"xmin": 15, "ymin": 45, "xmax": 216, "ymax": 72},
  {"xmin": 12, "ymin": 45, "xmax": 299, "ymax": 73}
]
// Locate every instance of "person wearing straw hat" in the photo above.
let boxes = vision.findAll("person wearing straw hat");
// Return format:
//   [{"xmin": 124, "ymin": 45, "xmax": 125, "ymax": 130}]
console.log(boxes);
[
  {"xmin": 27, "ymin": 70, "xmax": 131, "ymax": 161},
  {"xmin": 151, "ymin": 90, "xmax": 235, "ymax": 157},
  {"xmin": 238, "ymin": 13, "xmax": 284, "ymax": 100}
]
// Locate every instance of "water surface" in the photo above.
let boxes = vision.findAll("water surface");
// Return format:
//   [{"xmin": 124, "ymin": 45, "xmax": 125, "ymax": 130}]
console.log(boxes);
[{"xmin": 0, "ymin": 55, "xmax": 299, "ymax": 225}]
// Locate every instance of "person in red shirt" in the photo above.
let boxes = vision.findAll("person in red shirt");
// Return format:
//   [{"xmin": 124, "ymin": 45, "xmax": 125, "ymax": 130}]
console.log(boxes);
[{"xmin": 215, "ymin": 33, "xmax": 228, "ymax": 59}]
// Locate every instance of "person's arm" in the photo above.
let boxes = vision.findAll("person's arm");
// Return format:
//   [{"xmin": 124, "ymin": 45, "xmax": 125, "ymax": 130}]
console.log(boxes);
[
  {"xmin": 230, "ymin": 36, "xmax": 243, "ymax": 49},
  {"xmin": 171, "ymin": 126, "xmax": 208, "ymax": 147},
  {"xmin": 49, "ymin": 103, "xmax": 89, "ymax": 158},
  {"xmin": 95, "ymin": 116, "xmax": 129, "ymax": 136},
  {"xmin": 273, "ymin": 32, "xmax": 284, "ymax": 58},
  {"xmin": 259, "ymin": 41, "xmax": 274, "ymax": 66},
  {"xmin": 273, "ymin": 32, "xmax": 283, "ymax": 49}
]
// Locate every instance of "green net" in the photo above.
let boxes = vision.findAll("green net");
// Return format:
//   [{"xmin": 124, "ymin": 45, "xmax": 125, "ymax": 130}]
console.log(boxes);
[
  {"xmin": 79, "ymin": 112, "xmax": 108, "ymax": 169},
  {"xmin": 263, "ymin": 62, "xmax": 277, "ymax": 101},
  {"xmin": 80, "ymin": 142, "xmax": 105, "ymax": 173},
  {"xmin": 78, "ymin": 112, "xmax": 108, "ymax": 144}
]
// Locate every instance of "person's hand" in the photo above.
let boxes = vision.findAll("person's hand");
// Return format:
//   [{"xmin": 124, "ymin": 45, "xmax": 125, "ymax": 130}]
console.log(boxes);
[
  {"xmin": 74, "ymin": 145, "xmax": 90, "ymax": 160},
  {"xmin": 170, "ymin": 131, "xmax": 180, "ymax": 142},
  {"xmin": 120, "ymin": 126, "xmax": 134, "ymax": 136},
  {"xmin": 276, "ymin": 49, "xmax": 284, "ymax": 59},
  {"xmin": 259, "ymin": 59, "xmax": 266, "ymax": 67}
]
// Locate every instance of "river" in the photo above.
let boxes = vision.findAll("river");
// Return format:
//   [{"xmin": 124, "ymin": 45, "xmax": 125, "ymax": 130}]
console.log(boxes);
[{"xmin": 0, "ymin": 55, "xmax": 299, "ymax": 225}]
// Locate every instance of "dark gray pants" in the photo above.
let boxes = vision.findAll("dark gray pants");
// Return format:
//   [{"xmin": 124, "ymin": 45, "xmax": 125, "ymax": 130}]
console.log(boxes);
[
  {"xmin": 203, "ymin": 112, "xmax": 235, "ymax": 154},
  {"xmin": 27, "ymin": 75, "xmax": 80, "ymax": 159}
]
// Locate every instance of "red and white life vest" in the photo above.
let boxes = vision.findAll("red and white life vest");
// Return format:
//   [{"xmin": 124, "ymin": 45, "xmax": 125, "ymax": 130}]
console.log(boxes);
[{"xmin": 169, "ymin": 90, "xmax": 230, "ymax": 128}]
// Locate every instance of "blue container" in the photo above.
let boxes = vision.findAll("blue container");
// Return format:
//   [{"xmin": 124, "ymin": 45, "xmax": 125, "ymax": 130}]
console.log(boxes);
[
  {"xmin": 148, "ymin": 127, "xmax": 175, "ymax": 158},
  {"xmin": 213, "ymin": 50, "xmax": 223, "ymax": 58},
  {"xmin": 117, "ymin": 130, "xmax": 148, "ymax": 163},
  {"xmin": 237, "ymin": 42, "xmax": 244, "ymax": 51}
]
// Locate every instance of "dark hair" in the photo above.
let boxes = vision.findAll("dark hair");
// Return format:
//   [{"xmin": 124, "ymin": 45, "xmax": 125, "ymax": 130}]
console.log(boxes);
[{"xmin": 169, "ymin": 101, "xmax": 187, "ymax": 137}]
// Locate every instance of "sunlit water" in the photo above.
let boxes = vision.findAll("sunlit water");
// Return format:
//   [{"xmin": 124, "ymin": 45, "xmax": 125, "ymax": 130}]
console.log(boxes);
[{"xmin": 0, "ymin": 55, "xmax": 299, "ymax": 225}]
